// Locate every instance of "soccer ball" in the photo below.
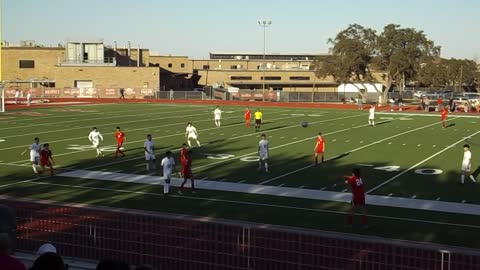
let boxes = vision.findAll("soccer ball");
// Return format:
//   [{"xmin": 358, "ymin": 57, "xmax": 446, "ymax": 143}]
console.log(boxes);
[{"xmin": 301, "ymin": 121, "xmax": 309, "ymax": 128}]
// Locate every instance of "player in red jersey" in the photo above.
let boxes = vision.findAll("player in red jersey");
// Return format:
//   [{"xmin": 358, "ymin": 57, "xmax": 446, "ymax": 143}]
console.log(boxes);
[
  {"xmin": 39, "ymin": 143, "xmax": 55, "ymax": 176},
  {"xmin": 344, "ymin": 168, "xmax": 368, "ymax": 228},
  {"xmin": 244, "ymin": 107, "xmax": 251, "ymax": 128},
  {"xmin": 441, "ymin": 106, "xmax": 448, "ymax": 128},
  {"xmin": 114, "ymin": 126, "xmax": 126, "ymax": 158},
  {"xmin": 314, "ymin": 132, "xmax": 325, "ymax": 164},
  {"xmin": 178, "ymin": 150, "xmax": 195, "ymax": 194}
]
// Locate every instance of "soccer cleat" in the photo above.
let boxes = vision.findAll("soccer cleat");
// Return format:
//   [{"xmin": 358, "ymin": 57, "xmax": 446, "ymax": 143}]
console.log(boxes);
[
  {"xmin": 177, "ymin": 190, "xmax": 183, "ymax": 195},
  {"xmin": 191, "ymin": 190, "xmax": 197, "ymax": 194}
]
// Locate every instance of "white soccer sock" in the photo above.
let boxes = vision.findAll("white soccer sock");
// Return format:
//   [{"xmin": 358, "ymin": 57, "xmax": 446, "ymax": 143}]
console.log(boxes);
[
  {"xmin": 470, "ymin": 175, "xmax": 476, "ymax": 182},
  {"xmin": 32, "ymin": 164, "xmax": 38, "ymax": 173},
  {"xmin": 258, "ymin": 162, "xmax": 262, "ymax": 169},
  {"xmin": 187, "ymin": 140, "xmax": 192, "ymax": 147},
  {"xmin": 264, "ymin": 162, "xmax": 269, "ymax": 171},
  {"xmin": 461, "ymin": 175, "xmax": 465, "ymax": 184},
  {"xmin": 166, "ymin": 183, "xmax": 170, "ymax": 193},
  {"xmin": 196, "ymin": 140, "xmax": 201, "ymax": 147},
  {"xmin": 146, "ymin": 163, "xmax": 150, "ymax": 170},
  {"xmin": 164, "ymin": 183, "xmax": 168, "ymax": 193}
]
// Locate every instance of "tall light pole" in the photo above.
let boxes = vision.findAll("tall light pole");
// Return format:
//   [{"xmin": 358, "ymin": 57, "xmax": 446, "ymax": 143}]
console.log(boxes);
[{"xmin": 258, "ymin": 20, "xmax": 271, "ymax": 101}]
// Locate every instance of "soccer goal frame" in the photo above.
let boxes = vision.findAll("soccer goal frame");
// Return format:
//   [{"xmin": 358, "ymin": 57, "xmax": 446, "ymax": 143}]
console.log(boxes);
[{"xmin": 0, "ymin": 81, "xmax": 7, "ymax": 113}]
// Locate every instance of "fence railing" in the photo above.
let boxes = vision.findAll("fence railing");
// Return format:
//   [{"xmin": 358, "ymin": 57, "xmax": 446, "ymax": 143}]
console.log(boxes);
[{"xmin": 2, "ymin": 198, "xmax": 479, "ymax": 270}]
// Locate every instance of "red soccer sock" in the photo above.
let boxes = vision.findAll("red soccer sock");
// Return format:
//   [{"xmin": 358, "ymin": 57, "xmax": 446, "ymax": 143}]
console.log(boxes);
[{"xmin": 314, "ymin": 156, "xmax": 318, "ymax": 164}]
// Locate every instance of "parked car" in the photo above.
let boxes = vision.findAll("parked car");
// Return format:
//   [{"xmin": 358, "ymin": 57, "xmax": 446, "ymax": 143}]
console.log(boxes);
[{"xmin": 413, "ymin": 91, "xmax": 426, "ymax": 99}]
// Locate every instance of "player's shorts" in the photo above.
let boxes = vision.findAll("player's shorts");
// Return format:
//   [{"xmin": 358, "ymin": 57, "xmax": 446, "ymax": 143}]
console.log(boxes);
[
  {"xmin": 368, "ymin": 116, "xmax": 374, "ymax": 120},
  {"xmin": 255, "ymin": 119, "xmax": 262, "ymax": 125},
  {"xmin": 214, "ymin": 116, "xmax": 221, "ymax": 120},
  {"xmin": 145, "ymin": 153, "xmax": 156, "ymax": 161},
  {"xmin": 30, "ymin": 154, "xmax": 39, "ymax": 163},
  {"xmin": 315, "ymin": 149, "xmax": 324, "ymax": 154},
  {"xmin": 188, "ymin": 134, "xmax": 198, "ymax": 140},
  {"xmin": 462, "ymin": 163, "xmax": 471, "ymax": 172},
  {"xmin": 40, "ymin": 160, "xmax": 51, "ymax": 167},
  {"xmin": 351, "ymin": 193, "xmax": 366, "ymax": 206},
  {"xmin": 245, "ymin": 117, "xmax": 251, "ymax": 121},
  {"xmin": 116, "ymin": 141, "xmax": 124, "ymax": 147},
  {"xmin": 259, "ymin": 151, "xmax": 269, "ymax": 160},
  {"xmin": 92, "ymin": 141, "xmax": 100, "ymax": 148},
  {"xmin": 441, "ymin": 116, "xmax": 447, "ymax": 121},
  {"xmin": 182, "ymin": 168, "xmax": 192, "ymax": 179}
]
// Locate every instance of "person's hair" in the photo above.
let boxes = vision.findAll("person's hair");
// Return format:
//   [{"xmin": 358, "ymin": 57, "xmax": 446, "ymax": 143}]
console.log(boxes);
[
  {"xmin": 352, "ymin": 168, "xmax": 361, "ymax": 177},
  {"xmin": 96, "ymin": 259, "xmax": 130, "ymax": 270},
  {"xmin": 261, "ymin": 133, "xmax": 266, "ymax": 138},
  {"xmin": 464, "ymin": 144, "xmax": 470, "ymax": 149},
  {"xmin": 34, "ymin": 137, "xmax": 39, "ymax": 141},
  {"xmin": 44, "ymin": 143, "xmax": 49, "ymax": 147},
  {"xmin": 318, "ymin": 132, "xmax": 322, "ymax": 136},
  {"xmin": 31, "ymin": 252, "xmax": 66, "ymax": 270},
  {"xmin": 93, "ymin": 127, "xmax": 97, "ymax": 130},
  {"xmin": 116, "ymin": 126, "xmax": 120, "ymax": 130},
  {"xmin": 147, "ymin": 134, "xmax": 151, "ymax": 137},
  {"xmin": 166, "ymin": 151, "xmax": 172, "ymax": 156},
  {"xmin": 187, "ymin": 122, "xmax": 192, "ymax": 125},
  {"xmin": 182, "ymin": 143, "xmax": 187, "ymax": 146}
]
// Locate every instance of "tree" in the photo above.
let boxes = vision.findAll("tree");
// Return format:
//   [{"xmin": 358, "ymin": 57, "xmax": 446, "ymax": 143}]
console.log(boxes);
[
  {"xmin": 313, "ymin": 24, "xmax": 377, "ymax": 99},
  {"xmin": 417, "ymin": 58, "xmax": 478, "ymax": 91},
  {"xmin": 374, "ymin": 24, "xmax": 441, "ymax": 98}
]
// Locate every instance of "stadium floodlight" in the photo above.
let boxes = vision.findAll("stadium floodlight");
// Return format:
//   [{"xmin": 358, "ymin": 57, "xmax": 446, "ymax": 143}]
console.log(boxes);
[{"xmin": 258, "ymin": 19, "xmax": 272, "ymax": 101}]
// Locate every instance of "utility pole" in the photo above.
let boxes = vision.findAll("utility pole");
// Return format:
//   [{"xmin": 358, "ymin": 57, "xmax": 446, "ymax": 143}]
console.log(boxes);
[{"xmin": 258, "ymin": 20, "xmax": 272, "ymax": 101}]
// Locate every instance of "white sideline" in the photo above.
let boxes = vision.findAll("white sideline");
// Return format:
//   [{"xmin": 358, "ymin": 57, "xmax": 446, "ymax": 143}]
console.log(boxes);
[
  {"xmin": 56, "ymin": 169, "xmax": 480, "ymax": 216},
  {"xmin": 376, "ymin": 112, "xmax": 480, "ymax": 119}
]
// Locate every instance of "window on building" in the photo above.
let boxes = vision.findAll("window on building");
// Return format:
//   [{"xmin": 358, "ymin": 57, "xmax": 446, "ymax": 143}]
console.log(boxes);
[
  {"xmin": 261, "ymin": 76, "xmax": 282, "ymax": 81},
  {"xmin": 168, "ymin": 63, "xmax": 173, "ymax": 68},
  {"xmin": 230, "ymin": 65, "xmax": 238, "ymax": 70},
  {"xmin": 19, "ymin": 60, "xmax": 35, "ymax": 68},
  {"xmin": 230, "ymin": 76, "xmax": 252, "ymax": 80},
  {"xmin": 181, "ymin": 63, "xmax": 185, "ymax": 68},
  {"xmin": 290, "ymin": 76, "xmax": 310, "ymax": 81},
  {"xmin": 202, "ymin": 65, "xmax": 210, "ymax": 70},
  {"xmin": 143, "ymin": 82, "xmax": 149, "ymax": 88}
]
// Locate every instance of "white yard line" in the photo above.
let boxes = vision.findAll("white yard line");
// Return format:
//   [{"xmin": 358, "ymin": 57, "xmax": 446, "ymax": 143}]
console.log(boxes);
[
  {"xmin": 20, "ymin": 169, "xmax": 480, "ymax": 220},
  {"xmin": 367, "ymin": 130, "xmax": 480, "ymax": 194},
  {"xmin": 0, "ymin": 108, "xmax": 209, "ymax": 139},
  {"xmin": 258, "ymin": 118, "xmax": 457, "ymax": 185},
  {"xmin": 0, "ymin": 106, "xmax": 199, "ymax": 132},
  {"xmin": 376, "ymin": 112, "xmax": 480, "ymax": 118}
]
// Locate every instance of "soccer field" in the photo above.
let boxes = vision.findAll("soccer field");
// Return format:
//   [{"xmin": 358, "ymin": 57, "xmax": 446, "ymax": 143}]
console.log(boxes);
[{"xmin": 1, "ymin": 102, "xmax": 480, "ymax": 248}]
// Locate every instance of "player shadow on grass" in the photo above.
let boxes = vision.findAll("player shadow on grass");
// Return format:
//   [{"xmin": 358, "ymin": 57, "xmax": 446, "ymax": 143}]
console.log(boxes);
[
  {"xmin": 372, "ymin": 120, "xmax": 392, "ymax": 126},
  {"xmin": 445, "ymin": 123, "xmax": 456, "ymax": 128}
]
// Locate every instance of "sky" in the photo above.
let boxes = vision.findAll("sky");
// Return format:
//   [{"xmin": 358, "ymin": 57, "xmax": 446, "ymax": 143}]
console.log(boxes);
[{"xmin": 2, "ymin": 0, "xmax": 479, "ymax": 60}]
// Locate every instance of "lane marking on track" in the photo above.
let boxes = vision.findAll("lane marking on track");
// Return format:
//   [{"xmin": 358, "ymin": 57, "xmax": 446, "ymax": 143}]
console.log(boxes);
[{"xmin": 367, "ymin": 130, "xmax": 480, "ymax": 194}]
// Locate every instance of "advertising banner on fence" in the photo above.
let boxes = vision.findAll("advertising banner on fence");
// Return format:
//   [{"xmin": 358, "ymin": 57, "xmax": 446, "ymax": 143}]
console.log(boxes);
[
  {"xmin": 78, "ymin": 88, "xmax": 98, "ymax": 98},
  {"xmin": 63, "ymin": 88, "xmax": 81, "ymax": 97},
  {"xmin": 5, "ymin": 88, "xmax": 18, "ymax": 98},
  {"xmin": 140, "ymin": 89, "xmax": 154, "ymax": 97},
  {"xmin": 44, "ymin": 89, "xmax": 61, "ymax": 97},
  {"xmin": 125, "ymin": 88, "xmax": 136, "ymax": 97},
  {"xmin": 25, "ymin": 88, "xmax": 42, "ymax": 97},
  {"xmin": 104, "ymin": 88, "xmax": 117, "ymax": 97}
]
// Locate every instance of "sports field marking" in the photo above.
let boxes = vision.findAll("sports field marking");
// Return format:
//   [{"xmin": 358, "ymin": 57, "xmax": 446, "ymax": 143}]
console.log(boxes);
[
  {"xmin": 26, "ymin": 169, "xmax": 480, "ymax": 220},
  {"xmin": 367, "ymin": 130, "xmax": 480, "ymax": 194},
  {"xmin": 3, "ymin": 104, "xmax": 195, "ymax": 123},
  {"xmin": 31, "ymin": 113, "xmax": 366, "ymax": 165},
  {"xmin": 3, "ymin": 111, "xmax": 291, "ymax": 154},
  {"xmin": 6, "ymin": 183, "xmax": 479, "ymax": 230},
  {"xmin": 377, "ymin": 112, "xmax": 480, "ymax": 119},
  {"xmin": 0, "ymin": 106, "xmax": 203, "ymax": 131},
  {"xmin": 0, "ymin": 109, "xmax": 215, "ymax": 139},
  {"xmin": 258, "ymin": 119, "xmax": 455, "ymax": 185}
]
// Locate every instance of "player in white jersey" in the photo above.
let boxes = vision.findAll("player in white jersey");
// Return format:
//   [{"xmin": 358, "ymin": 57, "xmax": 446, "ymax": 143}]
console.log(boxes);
[
  {"xmin": 88, "ymin": 127, "xmax": 104, "ymax": 157},
  {"xmin": 258, "ymin": 134, "xmax": 270, "ymax": 173},
  {"xmin": 213, "ymin": 106, "xmax": 222, "ymax": 127},
  {"xmin": 461, "ymin": 144, "xmax": 476, "ymax": 184},
  {"xmin": 144, "ymin": 134, "xmax": 156, "ymax": 171},
  {"xmin": 185, "ymin": 122, "xmax": 201, "ymax": 147},
  {"xmin": 368, "ymin": 105, "xmax": 375, "ymax": 126},
  {"xmin": 161, "ymin": 151, "xmax": 175, "ymax": 195},
  {"xmin": 22, "ymin": 137, "xmax": 41, "ymax": 174}
]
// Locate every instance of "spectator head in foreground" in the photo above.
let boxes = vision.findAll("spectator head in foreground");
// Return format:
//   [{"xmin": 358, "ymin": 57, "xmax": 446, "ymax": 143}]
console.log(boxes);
[
  {"xmin": 30, "ymin": 252, "xmax": 67, "ymax": 270},
  {"xmin": 37, "ymin": 243, "xmax": 57, "ymax": 256},
  {"xmin": 96, "ymin": 259, "xmax": 130, "ymax": 270}
]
